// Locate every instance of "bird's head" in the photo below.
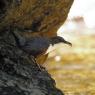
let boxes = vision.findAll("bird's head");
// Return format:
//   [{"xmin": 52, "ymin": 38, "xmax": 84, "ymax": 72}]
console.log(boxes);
[{"xmin": 51, "ymin": 36, "xmax": 72, "ymax": 46}]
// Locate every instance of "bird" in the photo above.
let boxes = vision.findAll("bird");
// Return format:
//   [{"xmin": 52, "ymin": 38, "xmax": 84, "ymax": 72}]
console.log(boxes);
[
  {"xmin": 11, "ymin": 29, "xmax": 72, "ymax": 56},
  {"xmin": 11, "ymin": 29, "xmax": 72, "ymax": 64}
]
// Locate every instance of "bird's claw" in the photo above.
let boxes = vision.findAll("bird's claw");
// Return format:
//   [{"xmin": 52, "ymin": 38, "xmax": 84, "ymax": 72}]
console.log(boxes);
[{"xmin": 30, "ymin": 56, "xmax": 42, "ymax": 71}]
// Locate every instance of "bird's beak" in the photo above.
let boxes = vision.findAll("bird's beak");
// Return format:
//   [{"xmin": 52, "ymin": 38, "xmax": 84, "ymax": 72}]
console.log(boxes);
[{"xmin": 64, "ymin": 41, "xmax": 72, "ymax": 47}]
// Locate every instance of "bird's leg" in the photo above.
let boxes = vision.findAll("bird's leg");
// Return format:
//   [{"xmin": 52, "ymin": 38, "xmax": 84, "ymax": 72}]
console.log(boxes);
[{"xmin": 28, "ymin": 55, "xmax": 42, "ymax": 71}]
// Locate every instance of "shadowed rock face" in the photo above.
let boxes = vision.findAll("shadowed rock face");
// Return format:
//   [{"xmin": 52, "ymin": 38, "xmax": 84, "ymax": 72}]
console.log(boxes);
[{"xmin": 0, "ymin": 0, "xmax": 21, "ymax": 21}]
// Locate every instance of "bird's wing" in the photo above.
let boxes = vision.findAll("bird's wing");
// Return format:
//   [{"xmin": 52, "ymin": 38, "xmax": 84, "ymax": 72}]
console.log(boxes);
[{"xmin": 24, "ymin": 37, "xmax": 49, "ymax": 52}]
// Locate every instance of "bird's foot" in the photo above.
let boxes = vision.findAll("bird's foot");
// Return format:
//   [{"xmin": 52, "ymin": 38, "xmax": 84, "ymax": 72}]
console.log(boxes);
[{"xmin": 29, "ymin": 56, "xmax": 42, "ymax": 71}]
